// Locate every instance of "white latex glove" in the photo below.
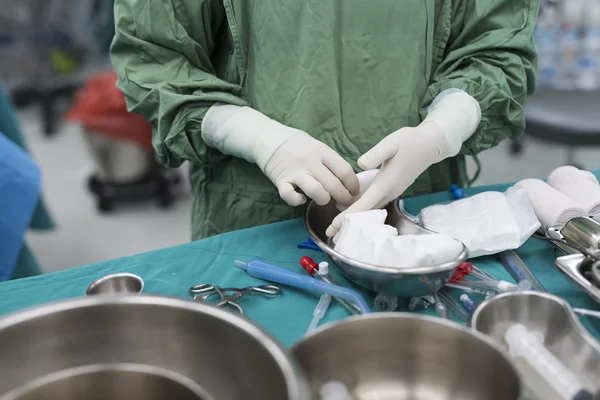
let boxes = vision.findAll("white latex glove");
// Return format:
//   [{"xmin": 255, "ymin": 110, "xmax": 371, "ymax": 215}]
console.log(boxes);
[
  {"xmin": 202, "ymin": 104, "xmax": 359, "ymax": 206},
  {"xmin": 326, "ymin": 90, "xmax": 481, "ymax": 237}
]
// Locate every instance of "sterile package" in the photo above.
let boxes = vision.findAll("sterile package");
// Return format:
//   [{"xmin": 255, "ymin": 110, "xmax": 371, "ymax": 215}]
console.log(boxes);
[
  {"xmin": 515, "ymin": 179, "xmax": 585, "ymax": 231},
  {"xmin": 333, "ymin": 210, "xmax": 463, "ymax": 268},
  {"xmin": 419, "ymin": 186, "xmax": 541, "ymax": 258},
  {"xmin": 547, "ymin": 166, "xmax": 600, "ymax": 215}
]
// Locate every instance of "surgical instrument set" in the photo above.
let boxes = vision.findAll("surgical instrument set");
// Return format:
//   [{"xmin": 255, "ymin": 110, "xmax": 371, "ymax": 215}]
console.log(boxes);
[
  {"xmin": 188, "ymin": 284, "xmax": 282, "ymax": 317},
  {"xmin": 547, "ymin": 216, "xmax": 600, "ymax": 303}
]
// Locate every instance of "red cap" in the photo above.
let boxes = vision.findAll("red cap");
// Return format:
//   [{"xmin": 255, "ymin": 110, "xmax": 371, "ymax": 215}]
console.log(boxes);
[{"xmin": 300, "ymin": 256, "xmax": 319, "ymax": 276}]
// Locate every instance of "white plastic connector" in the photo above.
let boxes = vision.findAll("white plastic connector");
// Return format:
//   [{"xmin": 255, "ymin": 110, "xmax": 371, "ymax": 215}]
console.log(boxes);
[
  {"xmin": 497, "ymin": 281, "xmax": 519, "ymax": 293},
  {"xmin": 318, "ymin": 262, "xmax": 329, "ymax": 276}
]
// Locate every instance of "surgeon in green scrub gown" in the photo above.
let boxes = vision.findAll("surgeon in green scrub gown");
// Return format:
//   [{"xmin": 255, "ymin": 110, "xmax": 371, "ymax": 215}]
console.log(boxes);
[{"xmin": 111, "ymin": 0, "xmax": 538, "ymax": 240}]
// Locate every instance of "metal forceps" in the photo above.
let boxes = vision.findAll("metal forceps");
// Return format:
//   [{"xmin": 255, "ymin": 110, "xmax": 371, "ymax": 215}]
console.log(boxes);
[{"xmin": 189, "ymin": 284, "xmax": 282, "ymax": 317}]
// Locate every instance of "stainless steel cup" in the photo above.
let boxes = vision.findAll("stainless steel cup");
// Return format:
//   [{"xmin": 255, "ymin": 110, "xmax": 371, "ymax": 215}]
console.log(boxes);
[{"xmin": 86, "ymin": 273, "xmax": 144, "ymax": 296}]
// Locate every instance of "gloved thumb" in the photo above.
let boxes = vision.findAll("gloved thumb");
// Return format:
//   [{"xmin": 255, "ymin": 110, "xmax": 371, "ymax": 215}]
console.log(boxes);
[{"xmin": 358, "ymin": 136, "xmax": 397, "ymax": 170}]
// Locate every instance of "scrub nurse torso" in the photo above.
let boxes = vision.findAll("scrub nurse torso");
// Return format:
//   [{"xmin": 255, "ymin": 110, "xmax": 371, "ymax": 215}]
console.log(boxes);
[
  {"xmin": 192, "ymin": 0, "xmax": 443, "ymax": 239},
  {"xmin": 244, "ymin": 0, "xmax": 430, "ymax": 160}
]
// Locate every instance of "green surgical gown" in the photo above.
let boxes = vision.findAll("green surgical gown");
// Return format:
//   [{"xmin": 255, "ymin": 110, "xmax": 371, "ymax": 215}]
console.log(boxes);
[{"xmin": 111, "ymin": 0, "xmax": 538, "ymax": 240}]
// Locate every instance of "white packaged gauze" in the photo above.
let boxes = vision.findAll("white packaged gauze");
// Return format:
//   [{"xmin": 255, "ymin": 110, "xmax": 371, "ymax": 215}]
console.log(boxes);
[
  {"xmin": 547, "ymin": 166, "xmax": 600, "ymax": 215},
  {"xmin": 419, "ymin": 186, "xmax": 541, "ymax": 258},
  {"xmin": 515, "ymin": 179, "xmax": 585, "ymax": 231}
]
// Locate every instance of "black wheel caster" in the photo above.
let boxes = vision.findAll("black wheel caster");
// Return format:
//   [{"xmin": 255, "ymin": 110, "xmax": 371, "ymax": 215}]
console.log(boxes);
[
  {"xmin": 510, "ymin": 141, "xmax": 524, "ymax": 155},
  {"xmin": 98, "ymin": 197, "xmax": 114, "ymax": 213},
  {"xmin": 157, "ymin": 193, "xmax": 173, "ymax": 209},
  {"xmin": 87, "ymin": 175, "xmax": 102, "ymax": 192}
]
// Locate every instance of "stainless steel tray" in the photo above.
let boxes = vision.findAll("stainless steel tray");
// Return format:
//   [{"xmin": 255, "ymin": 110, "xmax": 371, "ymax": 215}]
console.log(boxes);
[{"xmin": 547, "ymin": 216, "xmax": 600, "ymax": 304}]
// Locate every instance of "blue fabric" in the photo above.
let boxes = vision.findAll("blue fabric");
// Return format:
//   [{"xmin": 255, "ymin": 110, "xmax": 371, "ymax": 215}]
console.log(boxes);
[
  {"xmin": 0, "ymin": 175, "xmax": 599, "ymax": 346},
  {"xmin": 0, "ymin": 86, "xmax": 53, "ymax": 231},
  {"xmin": 0, "ymin": 133, "xmax": 41, "ymax": 281}
]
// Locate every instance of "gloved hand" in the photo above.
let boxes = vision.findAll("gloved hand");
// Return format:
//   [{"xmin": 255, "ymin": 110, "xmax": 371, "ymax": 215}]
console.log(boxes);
[
  {"xmin": 326, "ymin": 90, "xmax": 481, "ymax": 237},
  {"xmin": 202, "ymin": 104, "xmax": 359, "ymax": 206}
]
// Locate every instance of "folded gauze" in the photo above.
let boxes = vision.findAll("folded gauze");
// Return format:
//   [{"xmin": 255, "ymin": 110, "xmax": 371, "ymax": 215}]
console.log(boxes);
[
  {"xmin": 333, "ymin": 210, "xmax": 463, "ymax": 268},
  {"xmin": 420, "ymin": 186, "xmax": 540, "ymax": 258},
  {"xmin": 332, "ymin": 209, "xmax": 389, "ymax": 245},
  {"xmin": 547, "ymin": 166, "xmax": 600, "ymax": 215},
  {"xmin": 515, "ymin": 178, "xmax": 585, "ymax": 231}
]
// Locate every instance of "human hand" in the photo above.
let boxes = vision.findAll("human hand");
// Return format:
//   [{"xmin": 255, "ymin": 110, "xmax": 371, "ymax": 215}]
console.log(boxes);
[
  {"xmin": 325, "ymin": 121, "xmax": 447, "ymax": 237},
  {"xmin": 201, "ymin": 104, "xmax": 359, "ymax": 206},
  {"xmin": 325, "ymin": 89, "xmax": 481, "ymax": 237},
  {"xmin": 264, "ymin": 131, "xmax": 360, "ymax": 206}
]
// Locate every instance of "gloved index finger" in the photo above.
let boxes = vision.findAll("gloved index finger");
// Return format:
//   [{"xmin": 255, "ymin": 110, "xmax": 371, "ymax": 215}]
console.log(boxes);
[
  {"xmin": 313, "ymin": 165, "xmax": 354, "ymax": 206},
  {"xmin": 322, "ymin": 154, "xmax": 360, "ymax": 196}
]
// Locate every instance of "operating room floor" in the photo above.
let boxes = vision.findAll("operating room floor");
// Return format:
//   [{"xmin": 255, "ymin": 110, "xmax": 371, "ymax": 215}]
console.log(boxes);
[{"xmin": 19, "ymin": 108, "xmax": 600, "ymax": 272}]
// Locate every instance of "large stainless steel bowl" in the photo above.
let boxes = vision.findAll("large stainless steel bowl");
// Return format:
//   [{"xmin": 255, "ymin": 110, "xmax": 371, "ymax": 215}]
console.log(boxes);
[
  {"xmin": 304, "ymin": 200, "xmax": 468, "ymax": 297},
  {"xmin": 0, "ymin": 296, "xmax": 309, "ymax": 400},
  {"xmin": 291, "ymin": 314, "xmax": 522, "ymax": 400}
]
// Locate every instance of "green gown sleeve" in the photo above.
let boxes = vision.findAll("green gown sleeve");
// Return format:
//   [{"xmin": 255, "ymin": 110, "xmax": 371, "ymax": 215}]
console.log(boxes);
[
  {"xmin": 110, "ymin": 0, "xmax": 250, "ymax": 167},
  {"xmin": 424, "ymin": 0, "xmax": 538, "ymax": 155}
]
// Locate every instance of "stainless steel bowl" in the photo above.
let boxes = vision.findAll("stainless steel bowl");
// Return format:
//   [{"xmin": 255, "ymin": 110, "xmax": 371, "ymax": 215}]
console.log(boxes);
[
  {"xmin": 304, "ymin": 200, "xmax": 468, "ymax": 297},
  {"xmin": 291, "ymin": 313, "xmax": 522, "ymax": 400},
  {"xmin": 86, "ymin": 273, "xmax": 144, "ymax": 296},
  {"xmin": 471, "ymin": 292, "xmax": 600, "ymax": 400},
  {"xmin": 0, "ymin": 296, "xmax": 309, "ymax": 400}
]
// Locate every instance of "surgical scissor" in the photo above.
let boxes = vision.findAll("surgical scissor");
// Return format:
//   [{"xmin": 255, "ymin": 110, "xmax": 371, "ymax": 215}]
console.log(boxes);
[{"xmin": 189, "ymin": 284, "xmax": 282, "ymax": 317}]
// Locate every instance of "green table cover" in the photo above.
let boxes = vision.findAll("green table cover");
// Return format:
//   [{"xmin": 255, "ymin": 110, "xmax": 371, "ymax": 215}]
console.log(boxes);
[{"xmin": 0, "ymin": 178, "xmax": 599, "ymax": 347}]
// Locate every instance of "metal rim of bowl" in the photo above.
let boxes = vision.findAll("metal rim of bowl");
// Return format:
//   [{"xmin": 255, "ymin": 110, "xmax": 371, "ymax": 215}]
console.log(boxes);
[
  {"xmin": 85, "ymin": 273, "xmax": 145, "ymax": 296},
  {"xmin": 592, "ymin": 261, "xmax": 600, "ymax": 284},
  {"xmin": 303, "ymin": 200, "xmax": 469, "ymax": 275},
  {"xmin": 295, "ymin": 312, "xmax": 516, "ymax": 352},
  {"xmin": 0, "ymin": 295, "xmax": 307, "ymax": 400},
  {"xmin": 291, "ymin": 312, "xmax": 523, "ymax": 393},
  {"xmin": 470, "ymin": 291, "xmax": 599, "ymax": 337}
]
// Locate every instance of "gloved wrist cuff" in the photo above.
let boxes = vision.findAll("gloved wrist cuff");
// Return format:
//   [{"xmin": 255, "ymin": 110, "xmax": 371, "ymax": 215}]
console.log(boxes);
[
  {"xmin": 423, "ymin": 90, "xmax": 481, "ymax": 157},
  {"xmin": 202, "ymin": 104, "xmax": 296, "ymax": 169}
]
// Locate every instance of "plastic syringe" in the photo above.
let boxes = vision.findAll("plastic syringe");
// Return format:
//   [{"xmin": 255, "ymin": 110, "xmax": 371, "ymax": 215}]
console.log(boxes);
[
  {"xmin": 505, "ymin": 324, "xmax": 592, "ymax": 400},
  {"xmin": 498, "ymin": 251, "xmax": 545, "ymax": 292},
  {"xmin": 235, "ymin": 260, "xmax": 371, "ymax": 314},
  {"xmin": 307, "ymin": 293, "xmax": 331, "ymax": 333}
]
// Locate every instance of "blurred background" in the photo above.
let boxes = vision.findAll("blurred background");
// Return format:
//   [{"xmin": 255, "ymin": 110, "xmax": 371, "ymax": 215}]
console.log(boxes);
[{"xmin": 0, "ymin": 0, "xmax": 599, "ymax": 275}]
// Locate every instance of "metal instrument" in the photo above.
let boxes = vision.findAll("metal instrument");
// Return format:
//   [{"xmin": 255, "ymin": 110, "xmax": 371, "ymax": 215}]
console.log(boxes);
[
  {"xmin": 304, "ymin": 200, "xmax": 468, "ymax": 298},
  {"xmin": 560, "ymin": 216, "xmax": 600, "ymax": 255},
  {"xmin": 547, "ymin": 217, "xmax": 600, "ymax": 304},
  {"xmin": 292, "ymin": 314, "xmax": 522, "ymax": 400},
  {"xmin": 555, "ymin": 254, "xmax": 600, "ymax": 304},
  {"xmin": 471, "ymin": 292, "xmax": 600, "ymax": 400},
  {"xmin": 189, "ymin": 284, "xmax": 282, "ymax": 317},
  {"xmin": 0, "ymin": 296, "xmax": 310, "ymax": 400}
]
